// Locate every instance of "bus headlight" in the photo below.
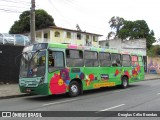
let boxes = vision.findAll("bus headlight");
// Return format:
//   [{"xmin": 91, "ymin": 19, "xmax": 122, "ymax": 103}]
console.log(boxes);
[{"xmin": 39, "ymin": 77, "xmax": 45, "ymax": 85}]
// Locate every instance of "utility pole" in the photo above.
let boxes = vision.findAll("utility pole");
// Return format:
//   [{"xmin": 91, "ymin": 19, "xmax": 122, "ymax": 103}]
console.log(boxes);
[{"xmin": 30, "ymin": 0, "xmax": 35, "ymax": 43}]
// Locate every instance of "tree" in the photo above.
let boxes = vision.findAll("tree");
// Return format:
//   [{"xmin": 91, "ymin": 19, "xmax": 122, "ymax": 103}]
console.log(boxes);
[
  {"xmin": 108, "ymin": 16, "xmax": 124, "ymax": 39},
  {"xmin": 147, "ymin": 45, "xmax": 160, "ymax": 57},
  {"xmin": 9, "ymin": 9, "xmax": 56, "ymax": 34},
  {"xmin": 117, "ymin": 20, "xmax": 155, "ymax": 49}
]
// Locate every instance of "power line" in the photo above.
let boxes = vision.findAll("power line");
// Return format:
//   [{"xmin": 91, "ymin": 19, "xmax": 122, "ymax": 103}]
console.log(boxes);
[
  {"xmin": 0, "ymin": 8, "xmax": 22, "ymax": 13},
  {"xmin": 47, "ymin": 0, "xmax": 73, "ymax": 28},
  {"xmin": 53, "ymin": 0, "xmax": 102, "ymax": 31},
  {"xmin": 0, "ymin": 0, "xmax": 30, "ymax": 5},
  {"xmin": 0, "ymin": 4, "xmax": 30, "ymax": 9}
]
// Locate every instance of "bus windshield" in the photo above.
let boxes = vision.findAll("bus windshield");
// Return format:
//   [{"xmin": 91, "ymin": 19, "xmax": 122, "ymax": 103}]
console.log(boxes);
[{"xmin": 20, "ymin": 51, "xmax": 46, "ymax": 78}]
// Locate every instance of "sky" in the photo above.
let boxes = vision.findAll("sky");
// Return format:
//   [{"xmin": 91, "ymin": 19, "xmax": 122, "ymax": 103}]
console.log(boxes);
[{"xmin": 0, "ymin": 0, "xmax": 160, "ymax": 40}]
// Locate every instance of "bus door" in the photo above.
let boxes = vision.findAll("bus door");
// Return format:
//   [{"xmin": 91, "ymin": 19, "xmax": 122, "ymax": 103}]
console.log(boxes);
[
  {"xmin": 48, "ymin": 48, "xmax": 66, "ymax": 94},
  {"xmin": 138, "ymin": 56, "xmax": 144, "ymax": 80},
  {"xmin": 98, "ymin": 52, "xmax": 113, "ymax": 85},
  {"xmin": 131, "ymin": 55, "xmax": 140, "ymax": 82},
  {"xmin": 109, "ymin": 53, "xmax": 122, "ymax": 84}
]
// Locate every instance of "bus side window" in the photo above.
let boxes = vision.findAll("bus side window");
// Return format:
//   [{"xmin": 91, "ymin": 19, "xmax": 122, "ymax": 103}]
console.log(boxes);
[
  {"xmin": 99, "ymin": 52, "xmax": 111, "ymax": 67},
  {"xmin": 66, "ymin": 49, "xmax": 84, "ymax": 67},
  {"xmin": 48, "ymin": 51, "xmax": 54, "ymax": 66},
  {"xmin": 122, "ymin": 54, "xmax": 131, "ymax": 67},
  {"xmin": 84, "ymin": 51, "xmax": 99, "ymax": 67},
  {"xmin": 111, "ymin": 53, "xmax": 121, "ymax": 67}
]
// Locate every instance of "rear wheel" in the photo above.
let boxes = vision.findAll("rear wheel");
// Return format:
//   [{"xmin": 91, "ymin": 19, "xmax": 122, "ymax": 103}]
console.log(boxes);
[
  {"xmin": 68, "ymin": 81, "xmax": 80, "ymax": 97},
  {"xmin": 121, "ymin": 76, "xmax": 129, "ymax": 89}
]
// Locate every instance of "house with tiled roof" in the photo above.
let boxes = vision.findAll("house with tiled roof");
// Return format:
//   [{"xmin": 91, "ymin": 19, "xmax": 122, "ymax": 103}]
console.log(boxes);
[{"xmin": 26, "ymin": 26, "xmax": 102, "ymax": 47}]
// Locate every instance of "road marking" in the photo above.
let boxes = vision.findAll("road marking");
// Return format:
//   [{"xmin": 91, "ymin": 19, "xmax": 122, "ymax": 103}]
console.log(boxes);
[
  {"xmin": 43, "ymin": 99, "xmax": 78, "ymax": 106},
  {"xmin": 157, "ymin": 93, "xmax": 160, "ymax": 95},
  {"xmin": 96, "ymin": 104, "xmax": 125, "ymax": 113},
  {"xmin": 114, "ymin": 89, "xmax": 131, "ymax": 93}
]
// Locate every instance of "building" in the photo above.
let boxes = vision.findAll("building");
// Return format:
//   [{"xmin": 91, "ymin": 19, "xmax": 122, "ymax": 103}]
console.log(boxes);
[
  {"xmin": 99, "ymin": 38, "xmax": 146, "ymax": 56},
  {"xmin": 26, "ymin": 26, "xmax": 102, "ymax": 47}
]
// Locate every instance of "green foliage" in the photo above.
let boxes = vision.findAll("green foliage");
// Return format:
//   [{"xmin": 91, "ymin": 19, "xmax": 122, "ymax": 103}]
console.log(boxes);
[
  {"xmin": 117, "ymin": 20, "xmax": 155, "ymax": 49},
  {"xmin": 108, "ymin": 16, "xmax": 124, "ymax": 39},
  {"xmin": 147, "ymin": 46, "xmax": 160, "ymax": 57},
  {"xmin": 9, "ymin": 9, "xmax": 56, "ymax": 34}
]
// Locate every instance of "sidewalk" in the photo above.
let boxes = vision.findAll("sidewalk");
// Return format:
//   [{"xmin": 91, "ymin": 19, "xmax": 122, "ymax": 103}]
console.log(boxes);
[{"xmin": 0, "ymin": 73, "xmax": 160, "ymax": 99}]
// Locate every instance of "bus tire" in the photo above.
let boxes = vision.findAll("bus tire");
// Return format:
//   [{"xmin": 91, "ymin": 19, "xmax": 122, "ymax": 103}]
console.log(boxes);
[
  {"xmin": 121, "ymin": 76, "xmax": 129, "ymax": 89},
  {"xmin": 68, "ymin": 81, "xmax": 80, "ymax": 97}
]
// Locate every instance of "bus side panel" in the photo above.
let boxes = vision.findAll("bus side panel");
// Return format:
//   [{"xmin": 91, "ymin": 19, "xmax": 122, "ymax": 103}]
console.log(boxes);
[
  {"xmin": 48, "ymin": 69, "xmax": 69, "ymax": 95},
  {"xmin": 83, "ymin": 67, "xmax": 100, "ymax": 90},
  {"xmin": 130, "ymin": 64, "xmax": 144, "ymax": 83}
]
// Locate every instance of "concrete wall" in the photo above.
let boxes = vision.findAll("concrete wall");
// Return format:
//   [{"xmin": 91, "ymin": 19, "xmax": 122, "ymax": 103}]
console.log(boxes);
[
  {"xmin": 147, "ymin": 56, "xmax": 160, "ymax": 74},
  {"xmin": 99, "ymin": 38, "xmax": 146, "ymax": 56}
]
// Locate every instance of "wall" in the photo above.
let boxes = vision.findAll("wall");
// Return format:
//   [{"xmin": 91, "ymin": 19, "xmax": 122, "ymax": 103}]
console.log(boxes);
[
  {"xmin": 0, "ymin": 45, "xmax": 24, "ymax": 83},
  {"xmin": 99, "ymin": 38, "xmax": 146, "ymax": 56},
  {"xmin": 147, "ymin": 56, "xmax": 160, "ymax": 74}
]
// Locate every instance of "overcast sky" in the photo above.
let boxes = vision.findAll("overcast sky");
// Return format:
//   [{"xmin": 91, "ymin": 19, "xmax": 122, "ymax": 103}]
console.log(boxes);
[{"xmin": 0, "ymin": 0, "xmax": 159, "ymax": 40}]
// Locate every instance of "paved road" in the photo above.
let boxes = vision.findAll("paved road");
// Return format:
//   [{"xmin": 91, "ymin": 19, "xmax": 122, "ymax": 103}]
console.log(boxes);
[{"xmin": 0, "ymin": 79, "xmax": 160, "ymax": 120}]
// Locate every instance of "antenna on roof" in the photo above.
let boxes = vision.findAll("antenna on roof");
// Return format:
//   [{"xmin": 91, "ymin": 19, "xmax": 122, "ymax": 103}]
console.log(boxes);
[{"xmin": 76, "ymin": 24, "xmax": 82, "ymax": 31}]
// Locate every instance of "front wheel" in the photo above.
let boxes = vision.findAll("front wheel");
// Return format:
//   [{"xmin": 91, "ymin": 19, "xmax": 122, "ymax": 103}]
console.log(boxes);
[
  {"xmin": 121, "ymin": 76, "xmax": 129, "ymax": 89},
  {"xmin": 68, "ymin": 81, "xmax": 80, "ymax": 97}
]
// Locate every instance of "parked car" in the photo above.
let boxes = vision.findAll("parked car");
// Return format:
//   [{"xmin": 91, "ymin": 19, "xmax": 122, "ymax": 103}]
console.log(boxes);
[
  {"xmin": 0, "ymin": 33, "xmax": 15, "ymax": 45},
  {"xmin": 12, "ymin": 34, "xmax": 31, "ymax": 46}
]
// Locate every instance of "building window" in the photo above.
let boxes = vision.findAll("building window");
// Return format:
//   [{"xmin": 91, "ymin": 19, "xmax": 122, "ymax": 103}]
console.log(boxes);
[
  {"xmin": 44, "ymin": 33, "xmax": 48, "ymax": 38},
  {"xmin": 67, "ymin": 32, "xmax": 71, "ymax": 38},
  {"xmin": 55, "ymin": 31, "xmax": 60, "ymax": 37},
  {"xmin": 86, "ymin": 35, "xmax": 89, "ymax": 40},
  {"xmin": 77, "ymin": 33, "xmax": 81, "ymax": 40},
  {"xmin": 86, "ymin": 35, "xmax": 91, "ymax": 46},
  {"xmin": 93, "ymin": 36, "xmax": 97, "ymax": 42}
]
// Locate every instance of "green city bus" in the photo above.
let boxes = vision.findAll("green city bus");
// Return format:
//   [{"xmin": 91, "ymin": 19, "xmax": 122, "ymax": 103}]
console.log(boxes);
[{"xmin": 19, "ymin": 43, "xmax": 144, "ymax": 97}]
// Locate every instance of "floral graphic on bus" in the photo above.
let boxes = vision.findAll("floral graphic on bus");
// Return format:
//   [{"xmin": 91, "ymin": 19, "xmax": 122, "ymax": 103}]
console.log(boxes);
[
  {"xmin": 132, "ymin": 64, "xmax": 141, "ymax": 78},
  {"xmin": 114, "ymin": 69, "xmax": 131, "ymax": 78},
  {"xmin": 114, "ymin": 69, "xmax": 119, "ymax": 76},
  {"xmin": 85, "ymin": 74, "xmax": 96, "ymax": 86},
  {"xmin": 60, "ymin": 69, "xmax": 70, "ymax": 82},
  {"xmin": 124, "ymin": 71, "xmax": 130, "ymax": 78},
  {"xmin": 89, "ymin": 74, "xmax": 94, "ymax": 81},
  {"xmin": 79, "ymin": 72, "xmax": 85, "ymax": 80},
  {"xmin": 49, "ymin": 73, "xmax": 67, "ymax": 94}
]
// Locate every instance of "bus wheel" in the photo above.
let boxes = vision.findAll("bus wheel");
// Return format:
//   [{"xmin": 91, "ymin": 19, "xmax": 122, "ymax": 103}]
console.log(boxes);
[
  {"xmin": 121, "ymin": 76, "xmax": 128, "ymax": 89},
  {"xmin": 68, "ymin": 81, "xmax": 80, "ymax": 97}
]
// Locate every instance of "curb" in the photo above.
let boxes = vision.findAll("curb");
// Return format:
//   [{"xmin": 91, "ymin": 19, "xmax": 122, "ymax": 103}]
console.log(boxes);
[
  {"xmin": 144, "ymin": 78, "xmax": 160, "ymax": 81},
  {"xmin": 0, "ymin": 94, "xmax": 30, "ymax": 100}
]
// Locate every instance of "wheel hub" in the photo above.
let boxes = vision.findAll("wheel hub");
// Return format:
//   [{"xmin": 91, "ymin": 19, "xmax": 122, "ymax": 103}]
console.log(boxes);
[{"xmin": 71, "ymin": 85, "xmax": 78, "ymax": 93}]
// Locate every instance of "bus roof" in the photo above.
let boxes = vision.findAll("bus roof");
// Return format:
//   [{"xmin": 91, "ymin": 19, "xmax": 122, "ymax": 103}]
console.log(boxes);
[{"xmin": 24, "ymin": 42, "xmax": 143, "ymax": 56}]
